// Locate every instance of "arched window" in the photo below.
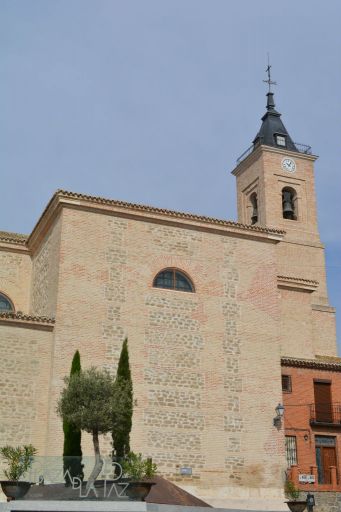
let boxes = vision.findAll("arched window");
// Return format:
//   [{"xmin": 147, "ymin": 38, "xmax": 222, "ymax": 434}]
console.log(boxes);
[
  {"xmin": 282, "ymin": 187, "xmax": 297, "ymax": 220},
  {"xmin": 0, "ymin": 292, "xmax": 14, "ymax": 312},
  {"xmin": 250, "ymin": 192, "xmax": 258, "ymax": 225},
  {"xmin": 153, "ymin": 269, "xmax": 194, "ymax": 293}
]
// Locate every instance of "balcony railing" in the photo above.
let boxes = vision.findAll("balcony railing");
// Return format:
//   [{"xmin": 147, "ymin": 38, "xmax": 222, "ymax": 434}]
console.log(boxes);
[
  {"xmin": 236, "ymin": 139, "xmax": 312, "ymax": 165},
  {"xmin": 310, "ymin": 402, "xmax": 341, "ymax": 426},
  {"xmin": 288, "ymin": 464, "xmax": 340, "ymax": 490}
]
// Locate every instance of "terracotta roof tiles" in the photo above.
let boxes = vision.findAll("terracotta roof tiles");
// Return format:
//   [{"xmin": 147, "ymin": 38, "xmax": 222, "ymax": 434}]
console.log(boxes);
[
  {"xmin": 281, "ymin": 356, "xmax": 341, "ymax": 372},
  {"xmin": 0, "ymin": 312, "xmax": 55, "ymax": 324},
  {"xmin": 0, "ymin": 230, "xmax": 28, "ymax": 245},
  {"xmin": 56, "ymin": 189, "xmax": 285, "ymax": 235}
]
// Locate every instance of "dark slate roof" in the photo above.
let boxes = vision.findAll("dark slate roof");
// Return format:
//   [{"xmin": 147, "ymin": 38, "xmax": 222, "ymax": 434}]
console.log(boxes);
[{"xmin": 253, "ymin": 92, "xmax": 298, "ymax": 152}]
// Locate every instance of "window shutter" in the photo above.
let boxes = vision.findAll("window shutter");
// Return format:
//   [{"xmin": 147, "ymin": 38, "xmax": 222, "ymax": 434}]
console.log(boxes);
[{"xmin": 314, "ymin": 382, "xmax": 332, "ymax": 422}]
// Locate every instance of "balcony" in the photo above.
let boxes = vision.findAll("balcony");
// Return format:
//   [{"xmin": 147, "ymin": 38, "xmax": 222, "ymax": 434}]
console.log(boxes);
[
  {"xmin": 310, "ymin": 403, "xmax": 341, "ymax": 427},
  {"xmin": 236, "ymin": 139, "xmax": 312, "ymax": 165}
]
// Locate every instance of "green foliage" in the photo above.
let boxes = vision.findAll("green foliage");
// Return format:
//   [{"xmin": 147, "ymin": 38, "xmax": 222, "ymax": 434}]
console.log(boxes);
[
  {"xmin": 57, "ymin": 367, "xmax": 132, "ymax": 435},
  {"xmin": 117, "ymin": 338, "xmax": 131, "ymax": 382},
  {"xmin": 0, "ymin": 444, "xmax": 37, "ymax": 481},
  {"xmin": 58, "ymin": 365, "xmax": 132, "ymax": 488},
  {"xmin": 284, "ymin": 479, "xmax": 300, "ymax": 501},
  {"xmin": 112, "ymin": 338, "xmax": 133, "ymax": 459},
  {"xmin": 121, "ymin": 452, "xmax": 157, "ymax": 481},
  {"xmin": 63, "ymin": 350, "xmax": 84, "ymax": 485}
]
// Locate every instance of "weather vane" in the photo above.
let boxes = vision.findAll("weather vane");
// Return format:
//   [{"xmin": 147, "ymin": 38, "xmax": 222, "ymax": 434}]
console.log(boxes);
[{"xmin": 263, "ymin": 53, "xmax": 277, "ymax": 93}]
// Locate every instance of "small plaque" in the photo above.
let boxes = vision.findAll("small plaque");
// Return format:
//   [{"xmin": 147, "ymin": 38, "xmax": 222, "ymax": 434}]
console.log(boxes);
[
  {"xmin": 298, "ymin": 474, "xmax": 315, "ymax": 483},
  {"xmin": 180, "ymin": 467, "xmax": 192, "ymax": 476}
]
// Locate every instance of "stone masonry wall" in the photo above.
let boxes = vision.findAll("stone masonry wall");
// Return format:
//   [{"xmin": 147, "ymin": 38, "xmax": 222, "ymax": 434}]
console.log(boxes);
[
  {"xmin": 0, "ymin": 323, "xmax": 53, "ymax": 463},
  {"xmin": 307, "ymin": 491, "xmax": 341, "ymax": 512},
  {"xmin": 31, "ymin": 213, "xmax": 62, "ymax": 318},
  {"xmin": 0, "ymin": 248, "xmax": 31, "ymax": 313},
  {"xmin": 41, "ymin": 205, "xmax": 286, "ymax": 506}
]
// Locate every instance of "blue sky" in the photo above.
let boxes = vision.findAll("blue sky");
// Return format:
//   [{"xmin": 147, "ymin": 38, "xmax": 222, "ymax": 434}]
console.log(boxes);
[{"xmin": 1, "ymin": 0, "xmax": 340, "ymax": 349}]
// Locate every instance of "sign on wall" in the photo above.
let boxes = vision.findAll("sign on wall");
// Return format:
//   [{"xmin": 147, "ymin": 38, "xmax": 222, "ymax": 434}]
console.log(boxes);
[{"xmin": 298, "ymin": 474, "xmax": 315, "ymax": 483}]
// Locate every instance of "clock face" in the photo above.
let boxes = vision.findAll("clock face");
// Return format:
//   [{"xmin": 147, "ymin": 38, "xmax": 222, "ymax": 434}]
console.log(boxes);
[{"xmin": 281, "ymin": 158, "xmax": 296, "ymax": 173}]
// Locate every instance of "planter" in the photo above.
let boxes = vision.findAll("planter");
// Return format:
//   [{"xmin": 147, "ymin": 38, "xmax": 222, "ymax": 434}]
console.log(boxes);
[
  {"xmin": 0, "ymin": 481, "xmax": 32, "ymax": 500},
  {"xmin": 119, "ymin": 481, "xmax": 155, "ymax": 501},
  {"xmin": 285, "ymin": 501, "xmax": 307, "ymax": 512}
]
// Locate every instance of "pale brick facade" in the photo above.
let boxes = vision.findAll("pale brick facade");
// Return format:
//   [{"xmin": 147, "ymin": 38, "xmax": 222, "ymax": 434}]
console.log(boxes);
[{"xmin": 0, "ymin": 98, "xmax": 337, "ymax": 510}]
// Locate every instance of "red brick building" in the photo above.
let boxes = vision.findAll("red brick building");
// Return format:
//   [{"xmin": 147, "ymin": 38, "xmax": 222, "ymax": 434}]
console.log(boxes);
[{"xmin": 282, "ymin": 356, "xmax": 341, "ymax": 492}]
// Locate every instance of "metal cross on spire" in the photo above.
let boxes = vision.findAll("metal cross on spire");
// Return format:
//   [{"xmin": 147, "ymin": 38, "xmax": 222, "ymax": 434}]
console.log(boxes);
[{"xmin": 263, "ymin": 54, "xmax": 277, "ymax": 92}]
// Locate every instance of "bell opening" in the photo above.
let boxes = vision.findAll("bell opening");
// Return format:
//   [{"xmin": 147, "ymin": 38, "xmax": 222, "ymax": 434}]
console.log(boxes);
[
  {"xmin": 282, "ymin": 188, "xmax": 297, "ymax": 221},
  {"xmin": 250, "ymin": 192, "xmax": 258, "ymax": 225}
]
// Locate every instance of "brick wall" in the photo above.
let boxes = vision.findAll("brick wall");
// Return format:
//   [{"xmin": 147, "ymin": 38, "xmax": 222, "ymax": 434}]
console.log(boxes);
[
  {"xmin": 0, "ymin": 321, "xmax": 53, "ymax": 460},
  {"xmin": 37, "ymin": 205, "xmax": 286, "ymax": 505},
  {"xmin": 0, "ymin": 178, "xmax": 337, "ymax": 511},
  {"xmin": 31, "ymin": 212, "xmax": 62, "ymax": 318},
  {"xmin": 282, "ymin": 364, "xmax": 341, "ymax": 492},
  {"xmin": 0, "ymin": 247, "xmax": 31, "ymax": 313},
  {"xmin": 234, "ymin": 146, "xmax": 337, "ymax": 359}
]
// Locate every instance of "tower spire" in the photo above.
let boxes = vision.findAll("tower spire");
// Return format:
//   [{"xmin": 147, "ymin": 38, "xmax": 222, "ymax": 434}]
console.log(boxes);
[
  {"xmin": 252, "ymin": 59, "xmax": 297, "ymax": 152},
  {"xmin": 263, "ymin": 55, "xmax": 277, "ymax": 111},
  {"xmin": 263, "ymin": 54, "xmax": 277, "ymax": 93}
]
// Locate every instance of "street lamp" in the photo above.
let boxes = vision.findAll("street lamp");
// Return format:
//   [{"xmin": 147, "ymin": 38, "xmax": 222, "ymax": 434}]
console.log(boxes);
[{"xmin": 273, "ymin": 403, "xmax": 285, "ymax": 427}]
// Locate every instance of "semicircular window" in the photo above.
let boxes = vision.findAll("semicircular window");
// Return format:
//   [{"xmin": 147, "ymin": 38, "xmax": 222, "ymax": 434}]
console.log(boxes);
[
  {"xmin": 0, "ymin": 293, "xmax": 14, "ymax": 312},
  {"xmin": 153, "ymin": 269, "xmax": 194, "ymax": 293}
]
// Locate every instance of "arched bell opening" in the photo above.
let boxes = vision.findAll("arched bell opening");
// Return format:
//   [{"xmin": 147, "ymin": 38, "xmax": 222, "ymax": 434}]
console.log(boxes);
[
  {"xmin": 250, "ymin": 192, "xmax": 258, "ymax": 225},
  {"xmin": 282, "ymin": 187, "xmax": 298, "ymax": 221}
]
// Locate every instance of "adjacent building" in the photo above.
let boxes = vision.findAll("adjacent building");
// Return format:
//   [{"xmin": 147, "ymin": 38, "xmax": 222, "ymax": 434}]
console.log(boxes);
[{"xmin": 282, "ymin": 356, "xmax": 341, "ymax": 492}]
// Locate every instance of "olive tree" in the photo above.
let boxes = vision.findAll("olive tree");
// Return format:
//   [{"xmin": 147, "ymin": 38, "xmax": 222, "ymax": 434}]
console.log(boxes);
[{"xmin": 57, "ymin": 367, "xmax": 132, "ymax": 490}]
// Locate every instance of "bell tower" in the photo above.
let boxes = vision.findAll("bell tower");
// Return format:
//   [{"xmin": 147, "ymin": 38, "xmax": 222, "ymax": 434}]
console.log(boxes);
[
  {"xmin": 232, "ymin": 86, "xmax": 320, "ymax": 245},
  {"xmin": 231, "ymin": 66, "xmax": 337, "ymax": 360}
]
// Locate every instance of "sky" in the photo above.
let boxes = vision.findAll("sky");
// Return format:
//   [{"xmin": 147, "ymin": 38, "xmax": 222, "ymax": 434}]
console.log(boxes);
[{"xmin": 1, "ymin": 0, "xmax": 340, "ymax": 349}]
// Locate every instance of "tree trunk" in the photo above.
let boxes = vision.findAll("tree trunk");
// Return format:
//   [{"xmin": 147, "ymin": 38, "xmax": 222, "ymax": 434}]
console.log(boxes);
[{"xmin": 86, "ymin": 430, "xmax": 103, "ymax": 491}]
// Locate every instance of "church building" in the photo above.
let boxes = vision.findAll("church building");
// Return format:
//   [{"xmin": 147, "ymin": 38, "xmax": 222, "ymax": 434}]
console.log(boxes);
[{"xmin": 0, "ymin": 85, "xmax": 337, "ymax": 510}]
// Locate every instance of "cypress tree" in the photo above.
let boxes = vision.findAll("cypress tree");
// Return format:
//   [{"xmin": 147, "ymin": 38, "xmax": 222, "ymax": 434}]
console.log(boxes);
[
  {"xmin": 63, "ymin": 350, "xmax": 84, "ymax": 485},
  {"xmin": 112, "ymin": 338, "xmax": 133, "ymax": 461}
]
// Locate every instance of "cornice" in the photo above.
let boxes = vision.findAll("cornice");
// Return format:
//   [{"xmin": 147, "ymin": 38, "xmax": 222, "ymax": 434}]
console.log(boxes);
[
  {"xmin": 27, "ymin": 189, "xmax": 285, "ymax": 251},
  {"xmin": 0, "ymin": 232, "xmax": 29, "ymax": 254},
  {"xmin": 0, "ymin": 312, "xmax": 55, "ymax": 331},
  {"xmin": 0, "ymin": 241, "xmax": 30, "ymax": 254},
  {"xmin": 261, "ymin": 145, "xmax": 318, "ymax": 161},
  {"xmin": 232, "ymin": 144, "xmax": 318, "ymax": 176},
  {"xmin": 27, "ymin": 194, "xmax": 62, "ymax": 252},
  {"xmin": 277, "ymin": 275, "xmax": 319, "ymax": 292},
  {"xmin": 312, "ymin": 304, "xmax": 336, "ymax": 314},
  {"xmin": 281, "ymin": 356, "xmax": 341, "ymax": 372},
  {"xmin": 231, "ymin": 145, "xmax": 263, "ymax": 176}
]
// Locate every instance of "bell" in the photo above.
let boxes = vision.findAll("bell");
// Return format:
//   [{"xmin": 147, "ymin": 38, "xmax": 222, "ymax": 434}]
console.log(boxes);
[
  {"xmin": 251, "ymin": 207, "xmax": 258, "ymax": 224},
  {"xmin": 283, "ymin": 192, "xmax": 294, "ymax": 219}
]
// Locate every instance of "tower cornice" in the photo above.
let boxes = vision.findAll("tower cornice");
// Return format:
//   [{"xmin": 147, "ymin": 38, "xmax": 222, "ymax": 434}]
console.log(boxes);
[{"xmin": 232, "ymin": 144, "xmax": 318, "ymax": 177}]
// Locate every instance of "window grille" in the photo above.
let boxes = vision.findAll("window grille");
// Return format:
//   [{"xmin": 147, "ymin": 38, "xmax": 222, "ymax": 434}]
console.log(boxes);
[
  {"xmin": 285, "ymin": 436, "xmax": 297, "ymax": 467},
  {"xmin": 282, "ymin": 375, "xmax": 292, "ymax": 392}
]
